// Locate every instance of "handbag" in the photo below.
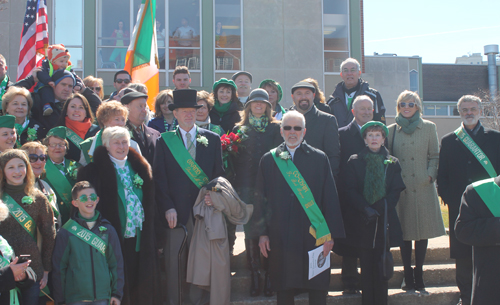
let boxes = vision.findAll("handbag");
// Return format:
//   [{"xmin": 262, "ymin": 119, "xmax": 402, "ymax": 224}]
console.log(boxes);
[{"xmin": 378, "ymin": 199, "xmax": 394, "ymax": 281}]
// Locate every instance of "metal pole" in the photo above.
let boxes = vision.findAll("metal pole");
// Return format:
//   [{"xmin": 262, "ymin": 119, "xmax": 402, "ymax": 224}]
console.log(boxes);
[{"xmin": 484, "ymin": 45, "xmax": 499, "ymax": 98}]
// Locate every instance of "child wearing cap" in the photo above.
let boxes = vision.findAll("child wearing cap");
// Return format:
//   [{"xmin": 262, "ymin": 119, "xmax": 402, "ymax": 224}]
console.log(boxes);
[
  {"xmin": 36, "ymin": 44, "xmax": 81, "ymax": 116},
  {"xmin": 52, "ymin": 181, "xmax": 124, "ymax": 305}
]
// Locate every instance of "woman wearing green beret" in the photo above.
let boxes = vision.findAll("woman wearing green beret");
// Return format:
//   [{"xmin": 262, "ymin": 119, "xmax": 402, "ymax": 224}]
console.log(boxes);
[
  {"xmin": 209, "ymin": 78, "xmax": 244, "ymax": 132},
  {"xmin": 0, "ymin": 115, "xmax": 17, "ymax": 153},
  {"xmin": 259, "ymin": 79, "xmax": 286, "ymax": 120}
]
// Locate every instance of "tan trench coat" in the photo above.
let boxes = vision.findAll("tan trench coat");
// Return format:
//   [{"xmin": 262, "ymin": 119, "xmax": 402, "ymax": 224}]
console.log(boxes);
[
  {"xmin": 388, "ymin": 119, "xmax": 446, "ymax": 241},
  {"xmin": 186, "ymin": 177, "xmax": 253, "ymax": 305}
]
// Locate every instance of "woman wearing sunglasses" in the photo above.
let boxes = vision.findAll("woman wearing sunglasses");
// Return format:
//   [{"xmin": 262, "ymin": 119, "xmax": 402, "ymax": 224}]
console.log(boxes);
[
  {"xmin": 231, "ymin": 89, "xmax": 281, "ymax": 297},
  {"xmin": 387, "ymin": 90, "xmax": 445, "ymax": 292},
  {"xmin": 83, "ymin": 76, "xmax": 104, "ymax": 100},
  {"xmin": 20, "ymin": 141, "xmax": 61, "ymax": 229}
]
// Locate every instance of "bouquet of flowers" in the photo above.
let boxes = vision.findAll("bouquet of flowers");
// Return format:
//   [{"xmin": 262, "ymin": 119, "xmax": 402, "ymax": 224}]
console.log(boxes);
[{"xmin": 220, "ymin": 127, "xmax": 249, "ymax": 177}]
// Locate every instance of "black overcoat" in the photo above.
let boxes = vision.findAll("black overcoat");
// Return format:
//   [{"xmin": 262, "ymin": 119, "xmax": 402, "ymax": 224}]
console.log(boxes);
[
  {"xmin": 455, "ymin": 176, "xmax": 500, "ymax": 305},
  {"xmin": 63, "ymin": 124, "xmax": 99, "ymax": 162},
  {"xmin": 128, "ymin": 122, "xmax": 160, "ymax": 166},
  {"xmin": 18, "ymin": 118, "xmax": 47, "ymax": 146},
  {"xmin": 254, "ymin": 142, "xmax": 345, "ymax": 291},
  {"xmin": 437, "ymin": 123, "xmax": 500, "ymax": 258},
  {"xmin": 209, "ymin": 100, "xmax": 244, "ymax": 134},
  {"xmin": 153, "ymin": 127, "xmax": 225, "ymax": 226},
  {"xmin": 343, "ymin": 147, "xmax": 406, "ymax": 249},
  {"xmin": 77, "ymin": 146, "xmax": 161, "ymax": 305}
]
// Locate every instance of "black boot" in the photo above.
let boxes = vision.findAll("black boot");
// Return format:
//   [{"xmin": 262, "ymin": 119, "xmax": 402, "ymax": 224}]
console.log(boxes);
[
  {"xmin": 414, "ymin": 267, "xmax": 426, "ymax": 291},
  {"xmin": 245, "ymin": 239, "xmax": 261, "ymax": 297},
  {"xmin": 401, "ymin": 267, "xmax": 415, "ymax": 291},
  {"xmin": 262, "ymin": 256, "xmax": 274, "ymax": 297}
]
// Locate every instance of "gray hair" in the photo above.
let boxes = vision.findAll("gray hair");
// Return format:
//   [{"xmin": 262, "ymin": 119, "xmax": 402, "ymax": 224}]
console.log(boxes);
[
  {"xmin": 0, "ymin": 200, "xmax": 8, "ymax": 223},
  {"xmin": 340, "ymin": 58, "xmax": 361, "ymax": 72},
  {"xmin": 352, "ymin": 95, "xmax": 373, "ymax": 109},
  {"xmin": 281, "ymin": 111, "xmax": 306, "ymax": 128},
  {"xmin": 102, "ymin": 126, "xmax": 131, "ymax": 148},
  {"xmin": 457, "ymin": 95, "xmax": 481, "ymax": 109}
]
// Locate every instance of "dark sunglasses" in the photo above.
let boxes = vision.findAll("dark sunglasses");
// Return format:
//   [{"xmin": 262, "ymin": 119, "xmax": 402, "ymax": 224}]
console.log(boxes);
[
  {"xmin": 115, "ymin": 79, "xmax": 131, "ymax": 84},
  {"xmin": 399, "ymin": 102, "xmax": 415, "ymax": 108},
  {"xmin": 88, "ymin": 86, "xmax": 102, "ymax": 92},
  {"xmin": 28, "ymin": 154, "xmax": 47, "ymax": 163},
  {"xmin": 283, "ymin": 126, "xmax": 303, "ymax": 131}
]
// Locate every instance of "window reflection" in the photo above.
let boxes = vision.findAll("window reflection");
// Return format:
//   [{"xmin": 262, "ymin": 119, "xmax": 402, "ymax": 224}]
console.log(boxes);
[
  {"xmin": 168, "ymin": 0, "xmax": 200, "ymax": 70},
  {"xmin": 323, "ymin": 0, "xmax": 349, "ymax": 73},
  {"xmin": 215, "ymin": 0, "xmax": 241, "ymax": 71},
  {"xmin": 97, "ymin": 0, "xmax": 130, "ymax": 69}
]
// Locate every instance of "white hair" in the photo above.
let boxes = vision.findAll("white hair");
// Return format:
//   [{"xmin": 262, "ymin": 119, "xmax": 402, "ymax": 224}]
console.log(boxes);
[
  {"xmin": 352, "ymin": 95, "xmax": 373, "ymax": 109},
  {"xmin": 281, "ymin": 111, "xmax": 306, "ymax": 128},
  {"xmin": 340, "ymin": 58, "xmax": 361, "ymax": 72},
  {"xmin": 102, "ymin": 126, "xmax": 131, "ymax": 148},
  {"xmin": 0, "ymin": 200, "xmax": 9, "ymax": 222}
]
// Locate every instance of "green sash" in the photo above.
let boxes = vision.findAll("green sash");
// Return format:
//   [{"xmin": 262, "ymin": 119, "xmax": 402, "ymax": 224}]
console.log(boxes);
[
  {"xmin": 45, "ymin": 160, "xmax": 73, "ymax": 223},
  {"xmin": 63, "ymin": 219, "xmax": 107, "ymax": 256},
  {"xmin": 455, "ymin": 126, "xmax": 497, "ymax": 178},
  {"xmin": 66, "ymin": 128, "xmax": 84, "ymax": 149},
  {"xmin": 2, "ymin": 194, "xmax": 37, "ymax": 241},
  {"xmin": 472, "ymin": 178, "xmax": 500, "ymax": 217},
  {"xmin": 161, "ymin": 130, "xmax": 209, "ymax": 189},
  {"xmin": 270, "ymin": 148, "xmax": 331, "ymax": 246},
  {"xmin": 80, "ymin": 131, "xmax": 102, "ymax": 164}
]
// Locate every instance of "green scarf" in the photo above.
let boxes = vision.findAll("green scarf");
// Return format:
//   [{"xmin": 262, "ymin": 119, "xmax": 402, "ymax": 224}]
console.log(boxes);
[
  {"xmin": 363, "ymin": 152, "xmax": 386, "ymax": 205},
  {"xmin": 249, "ymin": 113, "xmax": 269, "ymax": 133},
  {"xmin": 213, "ymin": 100, "xmax": 232, "ymax": 116},
  {"xmin": 395, "ymin": 112, "xmax": 421, "ymax": 134},
  {"xmin": 14, "ymin": 119, "xmax": 28, "ymax": 147},
  {"xmin": 0, "ymin": 76, "xmax": 8, "ymax": 100},
  {"xmin": 78, "ymin": 211, "xmax": 99, "ymax": 222}
]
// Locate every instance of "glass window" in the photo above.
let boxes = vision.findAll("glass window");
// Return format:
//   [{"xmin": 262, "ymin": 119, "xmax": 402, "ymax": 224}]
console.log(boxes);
[
  {"xmin": 214, "ymin": 0, "xmax": 241, "ymax": 71},
  {"xmin": 54, "ymin": 0, "xmax": 83, "ymax": 70},
  {"xmin": 435, "ymin": 105, "xmax": 448, "ymax": 116},
  {"xmin": 323, "ymin": 0, "xmax": 349, "ymax": 73},
  {"xmin": 409, "ymin": 70, "xmax": 419, "ymax": 92},
  {"xmin": 424, "ymin": 105, "xmax": 435, "ymax": 116}
]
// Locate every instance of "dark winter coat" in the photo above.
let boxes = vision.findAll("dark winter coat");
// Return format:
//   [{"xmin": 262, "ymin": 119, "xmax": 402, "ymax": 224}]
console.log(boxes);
[
  {"xmin": 127, "ymin": 122, "xmax": 160, "ymax": 166},
  {"xmin": 17, "ymin": 118, "xmax": 47, "ymax": 146},
  {"xmin": 77, "ymin": 146, "xmax": 161, "ymax": 305},
  {"xmin": 326, "ymin": 79, "xmax": 386, "ymax": 128},
  {"xmin": 344, "ymin": 147, "xmax": 406, "ymax": 249},
  {"xmin": 314, "ymin": 99, "xmax": 331, "ymax": 114},
  {"xmin": 254, "ymin": 141, "xmax": 345, "ymax": 291},
  {"xmin": 455, "ymin": 176, "xmax": 500, "ymax": 305},
  {"xmin": 437, "ymin": 122, "xmax": 500, "ymax": 259},
  {"xmin": 209, "ymin": 100, "xmax": 244, "ymax": 133},
  {"xmin": 63, "ymin": 124, "xmax": 100, "ymax": 162}
]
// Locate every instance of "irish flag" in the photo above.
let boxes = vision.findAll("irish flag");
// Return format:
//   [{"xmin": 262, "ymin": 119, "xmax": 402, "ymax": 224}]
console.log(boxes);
[{"xmin": 124, "ymin": 0, "xmax": 159, "ymax": 110}]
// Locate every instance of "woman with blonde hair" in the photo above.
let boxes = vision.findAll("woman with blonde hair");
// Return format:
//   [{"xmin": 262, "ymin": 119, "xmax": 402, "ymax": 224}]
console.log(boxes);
[
  {"xmin": 83, "ymin": 76, "xmax": 104, "ymax": 100},
  {"xmin": 148, "ymin": 89, "xmax": 176, "ymax": 133},
  {"xmin": 0, "ymin": 149, "xmax": 55, "ymax": 305},
  {"xmin": 388, "ymin": 90, "xmax": 445, "ymax": 291}
]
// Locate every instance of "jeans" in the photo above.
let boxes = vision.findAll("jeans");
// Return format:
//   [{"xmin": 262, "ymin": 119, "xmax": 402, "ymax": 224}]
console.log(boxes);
[{"xmin": 20, "ymin": 281, "xmax": 40, "ymax": 305}]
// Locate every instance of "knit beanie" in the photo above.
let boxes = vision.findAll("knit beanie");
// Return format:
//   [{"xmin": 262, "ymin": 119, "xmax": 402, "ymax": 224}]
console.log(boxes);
[{"xmin": 46, "ymin": 44, "xmax": 72, "ymax": 67}]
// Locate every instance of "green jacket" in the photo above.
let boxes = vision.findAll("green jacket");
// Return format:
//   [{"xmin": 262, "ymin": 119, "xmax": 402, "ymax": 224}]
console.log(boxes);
[{"xmin": 52, "ymin": 212, "xmax": 124, "ymax": 304}]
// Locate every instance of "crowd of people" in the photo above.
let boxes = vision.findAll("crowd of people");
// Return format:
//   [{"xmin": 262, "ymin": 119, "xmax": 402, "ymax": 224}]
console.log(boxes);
[{"xmin": 0, "ymin": 48, "xmax": 498, "ymax": 305}]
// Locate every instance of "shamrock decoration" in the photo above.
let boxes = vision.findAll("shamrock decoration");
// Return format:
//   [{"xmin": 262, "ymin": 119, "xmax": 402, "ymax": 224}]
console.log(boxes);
[
  {"xmin": 196, "ymin": 135, "xmax": 209, "ymax": 147},
  {"xmin": 67, "ymin": 161, "xmax": 79, "ymax": 180},
  {"xmin": 99, "ymin": 226, "xmax": 107, "ymax": 232},
  {"xmin": 384, "ymin": 158, "xmax": 395, "ymax": 165},
  {"xmin": 133, "ymin": 173, "xmax": 143, "ymax": 189},
  {"xmin": 26, "ymin": 125, "xmax": 38, "ymax": 142},
  {"xmin": 279, "ymin": 151, "xmax": 292, "ymax": 161},
  {"xmin": 22, "ymin": 196, "xmax": 33, "ymax": 205}
]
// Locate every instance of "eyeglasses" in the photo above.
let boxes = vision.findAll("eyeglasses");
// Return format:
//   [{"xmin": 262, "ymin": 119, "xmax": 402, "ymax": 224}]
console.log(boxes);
[
  {"xmin": 342, "ymin": 68, "xmax": 359, "ymax": 73},
  {"xmin": 28, "ymin": 154, "xmax": 47, "ymax": 163},
  {"xmin": 77, "ymin": 193, "xmax": 98, "ymax": 203},
  {"xmin": 283, "ymin": 126, "xmax": 303, "ymax": 131},
  {"xmin": 399, "ymin": 102, "xmax": 415, "ymax": 108},
  {"xmin": 115, "ymin": 79, "xmax": 131, "ymax": 84},
  {"xmin": 48, "ymin": 143, "xmax": 66, "ymax": 148},
  {"xmin": 88, "ymin": 86, "xmax": 102, "ymax": 92}
]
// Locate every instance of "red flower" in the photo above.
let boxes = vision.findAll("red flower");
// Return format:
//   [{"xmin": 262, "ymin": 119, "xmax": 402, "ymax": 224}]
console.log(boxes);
[
  {"xmin": 229, "ymin": 132, "xmax": 237, "ymax": 142},
  {"xmin": 231, "ymin": 145, "xmax": 238, "ymax": 153}
]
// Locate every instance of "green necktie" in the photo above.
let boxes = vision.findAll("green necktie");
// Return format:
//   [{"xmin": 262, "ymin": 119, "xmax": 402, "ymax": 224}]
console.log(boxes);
[
  {"xmin": 186, "ymin": 133, "xmax": 196, "ymax": 159},
  {"xmin": 54, "ymin": 163, "xmax": 65, "ymax": 172}
]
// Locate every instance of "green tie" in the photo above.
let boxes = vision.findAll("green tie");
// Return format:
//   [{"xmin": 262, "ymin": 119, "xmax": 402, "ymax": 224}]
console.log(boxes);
[
  {"xmin": 186, "ymin": 133, "xmax": 196, "ymax": 159},
  {"xmin": 54, "ymin": 163, "xmax": 65, "ymax": 172}
]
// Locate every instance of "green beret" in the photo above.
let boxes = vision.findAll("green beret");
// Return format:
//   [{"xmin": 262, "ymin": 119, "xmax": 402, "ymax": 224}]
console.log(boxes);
[
  {"xmin": 360, "ymin": 121, "xmax": 389, "ymax": 137},
  {"xmin": 0, "ymin": 115, "xmax": 15, "ymax": 129},
  {"xmin": 259, "ymin": 79, "xmax": 283, "ymax": 103},
  {"xmin": 212, "ymin": 78, "xmax": 237, "ymax": 93},
  {"xmin": 46, "ymin": 126, "xmax": 67, "ymax": 140}
]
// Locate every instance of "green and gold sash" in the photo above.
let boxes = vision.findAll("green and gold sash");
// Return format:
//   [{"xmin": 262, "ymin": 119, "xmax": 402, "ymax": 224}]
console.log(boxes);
[
  {"xmin": 45, "ymin": 160, "xmax": 73, "ymax": 223},
  {"xmin": 2, "ymin": 194, "xmax": 36, "ymax": 241},
  {"xmin": 271, "ymin": 148, "xmax": 331, "ymax": 246},
  {"xmin": 162, "ymin": 130, "xmax": 209, "ymax": 189},
  {"xmin": 472, "ymin": 178, "xmax": 500, "ymax": 217},
  {"xmin": 63, "ymin": 219, "xmax": 107, "ymax": 256},
  {"xmin": 455, "ymin": 126, "xmax": 497, "ymax": 178},
  {"xmin": 66, "ymin": 128, "xmax": 84, "ymax": 149}
]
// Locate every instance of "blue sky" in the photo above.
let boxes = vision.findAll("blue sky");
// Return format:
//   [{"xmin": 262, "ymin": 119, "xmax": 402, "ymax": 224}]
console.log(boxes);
[{"xmin": 364, "ymin": 0, "xmax": 500, "ymax": 63}]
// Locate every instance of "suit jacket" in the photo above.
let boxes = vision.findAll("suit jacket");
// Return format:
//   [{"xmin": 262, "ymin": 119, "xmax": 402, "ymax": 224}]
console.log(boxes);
[
  {"xmin": 65, "ymin": 124, "xmax": 100, "ymax": 162},
  {"xmin": 128, "ymin": 122, "xmax": 160, "ymax": 165},
  {"xmin": 153, "ymin": 127, "xmax": 225, "ymax": 226}
]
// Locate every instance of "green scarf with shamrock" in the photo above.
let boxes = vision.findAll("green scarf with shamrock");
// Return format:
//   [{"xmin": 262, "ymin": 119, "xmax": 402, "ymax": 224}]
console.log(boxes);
[{"xmin": 249, "ymin": 113, "xmax": 269, "ymax": 133}]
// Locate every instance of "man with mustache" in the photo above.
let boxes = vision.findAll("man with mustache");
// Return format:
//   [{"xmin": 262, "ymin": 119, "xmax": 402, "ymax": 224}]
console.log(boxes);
[
  {"xmin": 437, "ymin": 95, "xmax": 500, "ymax": 305},
  {"xmin": 289, "ymin": 81, "xmax": 340, "ymax": 177},
  {"xmin": 232, "ymin": 71, "xmax": 252, "ymax": 104}
]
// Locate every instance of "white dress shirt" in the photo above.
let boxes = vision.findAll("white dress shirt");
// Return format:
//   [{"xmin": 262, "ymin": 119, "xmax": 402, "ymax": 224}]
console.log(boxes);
[{"xmin": 178, "ymin": 125, "xmax": 197, "ymax": 150}]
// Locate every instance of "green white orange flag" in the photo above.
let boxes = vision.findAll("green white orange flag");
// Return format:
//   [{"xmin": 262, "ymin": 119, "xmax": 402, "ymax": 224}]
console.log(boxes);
[{"xmin": 124, "ymin": 0, "xmax": 159, "ymax": 110}]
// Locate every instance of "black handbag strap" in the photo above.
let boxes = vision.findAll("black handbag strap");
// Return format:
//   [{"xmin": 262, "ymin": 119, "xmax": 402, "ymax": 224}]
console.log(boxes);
[{"xmin": 390, "ymin": 125, "xmax": 396, "ymax": 154}]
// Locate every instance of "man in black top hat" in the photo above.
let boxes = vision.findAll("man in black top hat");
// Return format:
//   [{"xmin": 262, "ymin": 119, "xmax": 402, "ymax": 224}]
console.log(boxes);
[
  {"xmin": 232, "ymin": 71, "xmax": 252, "ymax": 104},
  {"xmin": 154, "ymin": 89, "xmax": 225, "ymax": 305}
]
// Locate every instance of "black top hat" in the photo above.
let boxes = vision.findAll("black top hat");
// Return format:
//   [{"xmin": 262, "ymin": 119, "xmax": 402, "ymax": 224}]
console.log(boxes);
[{"xmin": 169, "ymin": 89, "xmax": 202, "ymax": 111}]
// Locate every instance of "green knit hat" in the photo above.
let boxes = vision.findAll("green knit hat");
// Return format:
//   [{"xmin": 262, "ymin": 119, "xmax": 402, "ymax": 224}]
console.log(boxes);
[
  {"xmin": 360, "ymin": 121, "xmax": 389, "ymax": 138},
  {"xmin": 0, "ymin": 115, "xmax": 15, "ymax": 129},
  {"xmin": 212, "ymin": 78, "xmax": 237, "ymax": 93},
  {"xmin": 47, "ymin": 126, "xmax": 67, "ymax": 140},
  {"xmin": 259, "ymin": 79, "xmax": 283, "ymax": 103}
]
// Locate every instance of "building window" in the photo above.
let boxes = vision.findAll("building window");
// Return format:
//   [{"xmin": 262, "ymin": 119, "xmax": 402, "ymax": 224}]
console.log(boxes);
[
  {"xmin": 409, "ymin": 70, "xmax": 418, "ymax": 92},
  {"xmin": 323, "ymin": 0, "xmax": 349, "ymax": 73},
  {"xmin": 53, "ymin": 0, "xmax": 84, "ymax": 70},
  {"xmin": 214, "ymin": 0, "xmax": 242, "ymax": 71},
  {"xmin": 423, "ymin": 102, "xmax": 459, "ymax": 116}
]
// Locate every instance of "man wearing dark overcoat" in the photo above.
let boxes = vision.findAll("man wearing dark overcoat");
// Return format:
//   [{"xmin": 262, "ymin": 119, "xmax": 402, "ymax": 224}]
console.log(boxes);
[
  {"xmin": 255, "ymin": 111, "xmax": 345, "ymax": 305},
  {"xmin": 437, "ymin": 95, "xmax": 500, "ymax": 305},
  {"xmin": 154, "ymin": 89, "xmax": 225, "ymax": 305}
]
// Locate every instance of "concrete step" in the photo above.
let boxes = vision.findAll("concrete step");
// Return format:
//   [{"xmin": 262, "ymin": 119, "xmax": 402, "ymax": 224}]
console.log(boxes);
[
  {"xmin": 230, "ymin": 263, "xmax": 456, "ymax": 295},
  {"xmin": 230, "ymin": 286, "xmax": 460, "ymax": 305}
]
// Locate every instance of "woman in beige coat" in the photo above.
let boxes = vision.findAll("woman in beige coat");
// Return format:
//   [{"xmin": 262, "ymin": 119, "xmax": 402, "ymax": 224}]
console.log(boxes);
[{"xmin": 388, "ymin": 90, "xmax": 445, "ymax": 292}]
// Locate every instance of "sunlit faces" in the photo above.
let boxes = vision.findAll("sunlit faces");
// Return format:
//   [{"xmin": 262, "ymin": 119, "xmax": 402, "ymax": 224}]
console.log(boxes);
[
  {"xmin": 280, "ymin": 117, "xmax": 306, "ymax": 149},
  {"xmin": 29, "ymin": 148, "xmax": 47, "ymax": 177},
  {"xmin": 234, "ymin": 75, "xmax": 251, "ymax": 97},
  {"xmin": 364, "ymin": 131, "xmax": 385, "ymax": 152},
  {"xmin": 292, "ymin": 88, "xmax": 315, "ymax": 113},
  {"xmin": 53, "ymin": 56, "xmax": 69, "ymax": 69},
  {"xmin": 264, "ymin": 85, "xmax": 278, "ymax": 108},
  {"xmin": 196, "ymin": 100, "xmax": 209, "ymax": 121},
  {"xmin": 398, "ymin": 99, "xmax": 418, "ymax": 119},
  {"xmin": 72, "ymin": 188, "xmax": 100, "ymax": 219},
  {"xmin": 160, "ymin": 97, "xmax": 174, "ymax": 116},
  {"xmin": 66, "ymin": 98, "xmax": 86, "ymax": 122},
  {"xmin": 0, "ymin": 128, "xmax": 16, "ymax": 152},
  {"xmin": 6, "ymin": 95, "xmax": 29, "ymax": 120},
  {"xmin": 174, "ymin": 108, "xmax": 197, "ymax": 130},
  {"xmin": 126, "ymin": 98, "xmax": 148, "ymax": 126},
  {"xmin": 104, "ymin": 115, "xmax": 126, "ymax": 128},
  {"xmin": 107, "ymin": 136, "xmax": 129, "ymax": 160},
  {"xmin": 47, "ymin": 137, "xmax": 67, "ymax": 163},
  {"xmin": 340, "ymin": 62, "xmax": 361, "ymax": 89},
  {"xmin": 4, "ymin": 158, "xmax": 27, "ymax": 186},
  {"xmin": 113, "ymin": 72, "xmax": 131, "ymax": 91},
  {"xmin": 459, "ymin": 101, "xmax": 481, "ymax": 129},
  {"xmin": 217, "ymin": 86, "xmax": 232, "ymax": 104},
  {"xmin": 54, "ymin": 77, "xmax": 74, "ymax": 101},
  {"xmin": 352, "ymin": 99, "xmax": 374, "ymax": 126},
  {"xmin": 250, "ymin": 101, "xmax": 267, "ymax": 117},
  {"xmin": 172, "ymin": 73, "xmax": 191, "ymax": 90}
]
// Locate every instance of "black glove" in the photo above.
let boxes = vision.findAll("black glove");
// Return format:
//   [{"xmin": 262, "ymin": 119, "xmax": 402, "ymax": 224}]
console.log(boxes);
[{"xmin": 362, "ymin": 206, "xmax": 380, "ymax": 224}]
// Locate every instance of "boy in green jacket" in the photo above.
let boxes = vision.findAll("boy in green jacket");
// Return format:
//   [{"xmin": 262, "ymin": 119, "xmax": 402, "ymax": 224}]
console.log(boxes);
[{"xmin": 52, "ymin": 181, "xmax": 124, "ymax": 305}]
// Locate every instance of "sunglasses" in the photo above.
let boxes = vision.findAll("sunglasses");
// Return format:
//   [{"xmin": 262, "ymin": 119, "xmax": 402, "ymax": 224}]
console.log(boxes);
[
  {"xmin": 115, "ymin": 79, "xmax": 131, "ymax": 84},
  {"xmin": 88, "ymin": 86, "xmax": 102, "ymax": 92},
  {"xmin": 28, "ymin": 154, "xmax": 47, "ymax": 163},
  {"xmin": 399, "ymin": 102, "xmax": 415, "ymax": 108},
  {"xmin": 78, "ymin": 193, "xmax": 98, "ymax": 203},
  {"xmin": 283, "ymin": 126, "xmax": 303, "ymax": 131}
]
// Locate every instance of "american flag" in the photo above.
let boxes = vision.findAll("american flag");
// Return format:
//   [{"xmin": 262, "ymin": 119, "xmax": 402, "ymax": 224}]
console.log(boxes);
[{"xmin": 16, "ymin": 0, "xmax": 49, "ymax": 81}]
